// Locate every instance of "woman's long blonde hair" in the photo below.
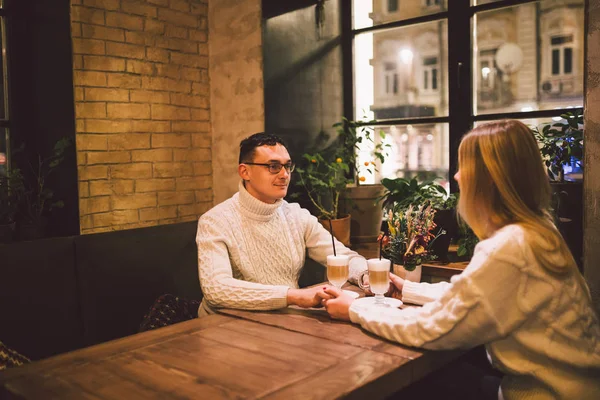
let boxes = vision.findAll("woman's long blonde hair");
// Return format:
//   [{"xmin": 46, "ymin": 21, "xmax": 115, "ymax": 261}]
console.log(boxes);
[{"xmin": 457, "ymin": 120, "xmax": 576, "ymax": 274}]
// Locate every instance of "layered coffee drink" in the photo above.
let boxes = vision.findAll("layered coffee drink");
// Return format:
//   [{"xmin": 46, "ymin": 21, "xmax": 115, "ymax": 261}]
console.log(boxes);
[
  {"xmin": 367, "ymin": 258, "xmax": 391, "ymax": 306},
  {"xmin": 368, "ymin": 259, "xmax": 390, "ymax": 294},
  {"xmin": 327, "ymin": 255, "xmax": 350, "ymax": 289}
]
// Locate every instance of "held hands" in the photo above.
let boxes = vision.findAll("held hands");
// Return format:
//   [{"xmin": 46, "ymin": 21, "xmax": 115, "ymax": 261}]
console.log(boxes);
[
  {"xmin": 287, "ymin": 286, "xmax": 335, "ymax": 309},
  {"xmin": 316, "ymin": 286, "xmax": 354, "ymax": 321},
  {"xmin": 317, "ymin": 272, "xmax": 406, "ymax": 321}
]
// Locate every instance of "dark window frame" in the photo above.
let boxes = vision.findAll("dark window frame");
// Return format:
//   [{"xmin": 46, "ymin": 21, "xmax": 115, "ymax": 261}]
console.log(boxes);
[
  {"xmin": 0, "ymin": 5, "xmax": 10, "ymax": 174},
  {"xmin": 342, "ymin": 0, "xmax": 584, "ymax": 193}
]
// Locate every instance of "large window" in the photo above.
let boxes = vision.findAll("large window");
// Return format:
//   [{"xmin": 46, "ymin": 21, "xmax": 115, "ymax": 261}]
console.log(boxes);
[{"xmin": 348, "ymin": 0, "xmax": 584, "ymax": 190}]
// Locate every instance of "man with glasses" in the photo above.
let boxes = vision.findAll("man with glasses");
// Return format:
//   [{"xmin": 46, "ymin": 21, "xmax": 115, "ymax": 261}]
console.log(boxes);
[{"xmin": 196, "ymin": 132, "xmax": 367, "ymax": 316}]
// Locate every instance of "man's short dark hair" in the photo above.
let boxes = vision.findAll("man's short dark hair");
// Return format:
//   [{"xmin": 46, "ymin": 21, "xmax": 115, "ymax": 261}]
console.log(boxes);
[{"xmin": 239, "ymin": 132, "xmax": 287, "ymax": 164}]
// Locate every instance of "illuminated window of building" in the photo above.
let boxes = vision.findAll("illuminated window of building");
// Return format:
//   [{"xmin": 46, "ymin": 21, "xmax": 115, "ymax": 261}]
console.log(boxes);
[
  {"xmin": 551, "ymin": 34, "xmax": 574, "ymax": 76},
  {"xmin": 422, "ymin": 56, "xmax": 439, "ymax": 92}
]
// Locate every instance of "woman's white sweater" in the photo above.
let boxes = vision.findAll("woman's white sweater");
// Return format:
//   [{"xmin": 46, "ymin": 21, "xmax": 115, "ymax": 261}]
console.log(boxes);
[
  {"xmin": 196, "ymin": 181, "xmax": 367, "ymax": 316},
  {"xmin": 350, "ymin": 224, "xmax": 600, "ymax": 399}
]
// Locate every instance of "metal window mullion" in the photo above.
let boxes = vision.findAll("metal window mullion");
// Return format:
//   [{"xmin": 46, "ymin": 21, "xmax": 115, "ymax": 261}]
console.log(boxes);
[
  {"xmin": 472, "ymin": 107, "xmax": 583, "ymax": 122},
  {"xmin": 352, "ymin": 10, "xmax": 449, "ymax": 36},
  {"xmin": 448, "ymin": 0, "xmax": 472, "ymax": 193},
  {"xmin": 341, "ymin": 0, "xmax": 354, "ymax": 121},
  {"xmin": 469, "ymin": 0, "xmax": 538, "ymax": 15}
]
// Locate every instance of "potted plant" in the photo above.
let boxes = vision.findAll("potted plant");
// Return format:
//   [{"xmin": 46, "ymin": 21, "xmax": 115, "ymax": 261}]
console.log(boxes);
[
  {"xmin": 14, "ymin": 137, "xmax": 71, "ymax": 240},
  {"xmin": 379, "ymin": 176, "xmax": 458, "ymax": 261},
  {"xmin": 455, "ymin": 223, "xmax": 479, "ymax": 261},
  {"xmin": 0, "ymin": 168, "xmax": 24, "ymax": 243},
  {"xmin": 531, "ymin": 111, "xmax": 583, "ymax": 183},
  {"xmin": 333, "ymin": 118, "xmax": 390, "ymax": 243},
  {"xmin": 293, "ymin": 151, "xmax": 353, "ymax": 245},
  {"xmin": 380, "ymin": 204, "xmax": 444, "ymax": 282},
  {"xmin": 530, "ymin": 111, "xmax": 583, "ymax": 266}
]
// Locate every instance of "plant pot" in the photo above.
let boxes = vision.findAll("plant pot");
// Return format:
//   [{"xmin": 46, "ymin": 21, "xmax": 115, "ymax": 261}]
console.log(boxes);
[
  {"xmin": 318, "ymin": 214, "xmax": 351, "ymax": 247},
  {"xmin": 18, "ymin": 218, "xmax": 48, "ymax": 241},
  {"xmin": 342, "ymin": 184, "xmax": 385, "ymax": 244},
  {"xmin": 393, "ymin": 264, "xmax": 422, "ymax": 282},
  {"xmin": 0, "ymin": 221, "xmax": 16, "ymax": 244}
]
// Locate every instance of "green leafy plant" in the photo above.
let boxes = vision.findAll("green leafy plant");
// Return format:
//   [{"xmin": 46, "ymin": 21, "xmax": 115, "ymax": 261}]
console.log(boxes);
[
  {"xmin": 380, "ymin": 204, "xmax": 445, "ymax": 271},
  {"xmin": 379, "ymin": 176, "xmax": 457, "ymax": 211},
  {"xmin": 332, "ymin": 118, "xmax": 390, "ymax": 185},
  {"xmin": 16, "ymin": 137, "xmax": 72, "ymax": 228},
  {"xmin": 0, "ymin": 168, "xmax": 24, "ymax": 225},
  {"xmin": 456, "ymin": 223, "xmax": 479, "ymax": 258},
  {"xmin": 294, "ymin": 152, "xmax": 352, "ymax": 220},
  {"xmin": 531, "ymin": 110, "xmax": 583, "ymax": 182}
]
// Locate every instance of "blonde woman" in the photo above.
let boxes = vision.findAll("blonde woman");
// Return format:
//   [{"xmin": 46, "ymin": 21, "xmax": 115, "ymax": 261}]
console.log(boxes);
[{"xmin": 319, "ymin": 120, "xmax": 600, "ymax": 399}]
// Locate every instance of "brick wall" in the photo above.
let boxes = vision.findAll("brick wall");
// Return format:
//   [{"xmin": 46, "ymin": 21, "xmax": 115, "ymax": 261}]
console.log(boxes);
[{"xmin": 71, "ymin": 0, "xmax": 211, "ymax": 234}]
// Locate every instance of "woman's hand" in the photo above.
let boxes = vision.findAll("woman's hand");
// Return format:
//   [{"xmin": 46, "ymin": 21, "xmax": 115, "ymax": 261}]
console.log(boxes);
[
  {"xmin": 316, "ymin": 286, "xmax": 354, "ymax": 321},
  {"xmin": 386, "ymin": 272, "xmax": 405, "ymax": 300},
  {"xmin": 360, "ymin": 272, "xmax": 405, "ymax": 299},
  {"xmin": 288, "ymin": 286, "xmax": 334, "ymax": 308}
]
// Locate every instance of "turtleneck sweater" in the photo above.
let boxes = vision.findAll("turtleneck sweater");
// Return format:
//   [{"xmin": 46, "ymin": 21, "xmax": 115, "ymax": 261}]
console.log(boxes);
[{"xmin": 196, "ymin": 181, "xmax": 367, "ymax": 316}]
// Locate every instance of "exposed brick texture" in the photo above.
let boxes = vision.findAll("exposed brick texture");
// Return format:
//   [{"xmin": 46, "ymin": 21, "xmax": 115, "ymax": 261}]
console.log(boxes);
[{"xmin": 72, "ymin": 0, "xmax": 211, "ymax": 233}]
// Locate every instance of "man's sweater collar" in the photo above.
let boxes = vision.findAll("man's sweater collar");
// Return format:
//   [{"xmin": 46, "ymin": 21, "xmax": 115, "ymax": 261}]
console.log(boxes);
[{"xmin": 237, "ymin": 181, "xmax": 282, "ymax": 220}]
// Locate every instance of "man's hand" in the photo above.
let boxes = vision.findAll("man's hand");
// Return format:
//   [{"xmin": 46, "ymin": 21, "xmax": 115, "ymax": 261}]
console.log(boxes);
[
  {"xmin": 316, "ymin": 286, "xmax": 354, "ymax": 321},
  {"xmin": 287, "ymin": 286, "xmax": 334, "ymax": 308}
]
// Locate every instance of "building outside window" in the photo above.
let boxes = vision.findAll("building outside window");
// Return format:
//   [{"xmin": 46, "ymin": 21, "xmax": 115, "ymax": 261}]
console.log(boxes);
[
  {"xmin": 422, "ymin": 56, "xmax": 438, "ymax": 93},
  {"xmin": 551, "ymin": 34, "xmax": 573, "ymax": 76},
  {"xmin": 351, "ymin": 0, "xmax": 584, "ymax": 189},
  {"xmin": 387, "ymin": 0, "xmax": 398, "ymax": 13}
]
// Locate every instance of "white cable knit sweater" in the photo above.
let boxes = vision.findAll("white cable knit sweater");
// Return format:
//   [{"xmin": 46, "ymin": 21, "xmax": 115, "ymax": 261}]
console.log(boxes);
[
  {"xmin": 196, "ymin": 181, "xmax": 367, "ymax": 316},
  {"xmin": 350, "ymin": 224, "xmax": 600, "ymax": 399}
]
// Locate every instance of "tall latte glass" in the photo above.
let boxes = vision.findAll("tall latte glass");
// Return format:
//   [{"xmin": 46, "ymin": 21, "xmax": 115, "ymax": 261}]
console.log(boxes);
[
  {"xmin": 327, "ymin": 255, "xmax": 350, "ymax": 289},
  {"xmin": 368, "ymin": 258, "xmax": 391, "ymax": 307}
]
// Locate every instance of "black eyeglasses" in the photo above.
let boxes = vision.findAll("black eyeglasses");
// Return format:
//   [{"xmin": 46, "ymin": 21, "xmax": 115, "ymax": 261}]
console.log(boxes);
[{"xmin": 244, "ymin": 162, "xmax": 295, "ymax": 174}]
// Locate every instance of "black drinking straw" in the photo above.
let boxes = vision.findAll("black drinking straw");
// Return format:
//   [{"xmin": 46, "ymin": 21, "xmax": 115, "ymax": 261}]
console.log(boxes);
[{"xmin": 328, "ymin": 219, "xmax": 337, "ymax": 257}]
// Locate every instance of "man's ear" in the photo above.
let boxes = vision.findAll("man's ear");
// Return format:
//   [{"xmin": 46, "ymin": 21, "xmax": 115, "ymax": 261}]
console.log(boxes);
[{"xmin": 238, "ymin": 164, "xmax": 250, "ymax": 181}]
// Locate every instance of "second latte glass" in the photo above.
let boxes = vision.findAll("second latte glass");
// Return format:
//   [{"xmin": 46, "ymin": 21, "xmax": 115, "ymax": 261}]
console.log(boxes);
[{"xmin": 368, "ymin": 258, "xmax": 391, "ymax": 307}]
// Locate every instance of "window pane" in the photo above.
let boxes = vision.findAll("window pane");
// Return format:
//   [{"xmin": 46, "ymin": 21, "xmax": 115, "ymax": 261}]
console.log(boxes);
[
  {"xmin": 353, "ymin": 0, "xmax": 447, "ymax": 30},
  {"xmin": 354, "ymin": 20, "xmax": 449, "ymax": 122},
  {"xmin": 552, "ymin": 49, "xmax": 560, "ymax": 75},
  {"xmin": 564, "ymin": 47, "xmax": 573, "ymax": 74},
  {"xmin": 356, "ymin": 123, "xmax": 450, "ymax": 190},
  {"xmin": 473, "ymin": 0, "xmax": 584, "ymax": 115}
]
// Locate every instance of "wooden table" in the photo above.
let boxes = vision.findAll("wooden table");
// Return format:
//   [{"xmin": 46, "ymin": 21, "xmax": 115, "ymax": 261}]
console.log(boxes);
[{"xmin": 0, "ymin": 291, "xmax": 464, "ymax": 399}]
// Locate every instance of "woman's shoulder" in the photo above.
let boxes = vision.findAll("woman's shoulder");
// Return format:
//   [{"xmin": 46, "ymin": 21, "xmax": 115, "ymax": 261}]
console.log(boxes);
[{"xmin": 478, "ymin": 224, "xmax": 527, "ymax": 253}]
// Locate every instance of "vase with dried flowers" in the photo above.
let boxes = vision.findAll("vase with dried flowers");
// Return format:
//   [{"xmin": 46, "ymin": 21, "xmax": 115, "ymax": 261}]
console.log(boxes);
[{"xmin": 379, "ymin": 204, "xmax": 445, "ymax": 282}]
